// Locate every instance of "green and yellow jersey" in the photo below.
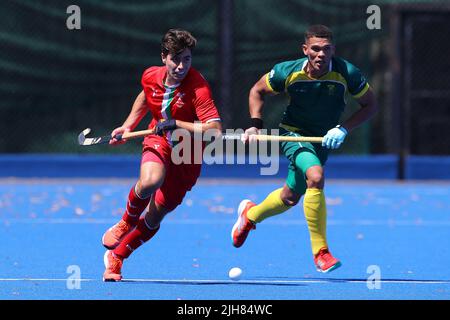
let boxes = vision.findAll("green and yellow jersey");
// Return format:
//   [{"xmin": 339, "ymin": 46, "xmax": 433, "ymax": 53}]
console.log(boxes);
[{"xmin": 266, "ymin": 56, "xmax": 369, "ymax": 136}]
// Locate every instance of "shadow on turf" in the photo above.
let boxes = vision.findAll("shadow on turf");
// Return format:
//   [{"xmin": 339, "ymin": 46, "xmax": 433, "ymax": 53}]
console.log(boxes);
[{"xmin": 120, "ymin": 279, "xmax": 306, "ymax": 286}]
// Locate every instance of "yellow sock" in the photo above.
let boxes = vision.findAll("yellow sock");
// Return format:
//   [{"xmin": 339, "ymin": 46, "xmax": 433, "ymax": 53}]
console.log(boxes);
[
  {"xmin": 246, "ymin": 188, "xmax": 292, "ymax": 223},
  {"xmin": 303, "ymin": 188, "xmax": 327, "ymax": 255}
]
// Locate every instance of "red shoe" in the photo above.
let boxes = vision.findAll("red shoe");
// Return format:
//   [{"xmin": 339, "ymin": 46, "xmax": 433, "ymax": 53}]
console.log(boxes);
[
  {"xmin": 102, "ymin": 219, "xmax": 133, "ymax": 250},
  {"xmin": 231, "ymin": 200, "xmax": 256, "ymax": 248},
  {"xmin": 103, "ymin": 250, "xmax": 123, "ymax": 282},
  {"xmin": 314, "ymin": 247, "xmax": 342, "ymax": 273}
]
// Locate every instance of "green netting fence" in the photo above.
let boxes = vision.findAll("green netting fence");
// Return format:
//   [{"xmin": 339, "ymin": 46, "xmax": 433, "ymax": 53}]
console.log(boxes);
[{"xmin": 0, "ymin": 0, "xmax": 448, "ymax": 155}]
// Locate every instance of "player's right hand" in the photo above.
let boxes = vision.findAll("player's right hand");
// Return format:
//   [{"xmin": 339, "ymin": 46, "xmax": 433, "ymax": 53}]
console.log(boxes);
[
  {"xmin": 322, "ymin": 125, "xmax": 347, "ymax": 149},
  {"xmin": 109, "ymin": 127, "xmax": 130, "ymax": 145},
  {"xmin": 241, "ymin": 127, "xmax": 260, "ymax": 144}
]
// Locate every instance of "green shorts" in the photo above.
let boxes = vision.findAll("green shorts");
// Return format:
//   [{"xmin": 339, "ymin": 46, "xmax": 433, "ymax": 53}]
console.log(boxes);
[{"xmin": 279, "ymin": 127, "xmax": 329, "ymax": 195}]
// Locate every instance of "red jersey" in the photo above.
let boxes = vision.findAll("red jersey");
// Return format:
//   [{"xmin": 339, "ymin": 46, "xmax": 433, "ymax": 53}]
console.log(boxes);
[
  {"xmin": 139, "ymin": 67, "xmax": 221, "ymax": 211},
  {"xmin": 141, "ymin": 66, "xmax": 221, "ymax": 135}
]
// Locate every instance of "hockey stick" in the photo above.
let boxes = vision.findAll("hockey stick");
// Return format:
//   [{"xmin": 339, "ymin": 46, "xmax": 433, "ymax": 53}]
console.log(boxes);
[
  {"xmin": 77, "ymin": 128, "xmax": 156, "ymax": 146},
  {"xmin": 78, "ymin": 128, "xmax": 323, "ymax": 146},
  {"xmin": 221, "ymin": 133, "xmax": 323, "ymax": 143}
]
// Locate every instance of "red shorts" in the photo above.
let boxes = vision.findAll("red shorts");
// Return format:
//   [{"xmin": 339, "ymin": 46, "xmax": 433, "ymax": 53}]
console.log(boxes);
[{"xmin": 142, "ymin": 135, "xmax": 201, "ymax": 212}]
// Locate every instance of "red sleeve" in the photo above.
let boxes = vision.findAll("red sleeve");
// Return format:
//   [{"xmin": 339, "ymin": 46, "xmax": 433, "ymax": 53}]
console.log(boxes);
[
  {"xmin": 141, "ymin": 66, "xmax": 158, "ymax": 88},
  {"xmin": 193, "ymin": 80, "xmax": 221, "ymax": 123}
]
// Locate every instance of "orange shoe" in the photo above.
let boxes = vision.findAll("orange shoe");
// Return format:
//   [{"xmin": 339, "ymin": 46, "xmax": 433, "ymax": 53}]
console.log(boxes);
[
  {"xmin": 314, "ymin": 247, "xmax": 342, "ymax": 273},
  {"xmin": 231, "ymin": 199, "xmax": 256, "ymax": 248},
  {"xmin": 102, "ymin": 219, "xmax": 133, "ymax": 249},
  {"xmin": 103, "ymin": 250, "xmax": 123, "ymax": 282}
]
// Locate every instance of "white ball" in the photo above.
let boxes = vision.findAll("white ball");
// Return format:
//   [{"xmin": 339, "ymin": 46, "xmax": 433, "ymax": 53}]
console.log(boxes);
[{"xmin": 228, "ymin": 267, "xmax": 242, "ymax": 280}]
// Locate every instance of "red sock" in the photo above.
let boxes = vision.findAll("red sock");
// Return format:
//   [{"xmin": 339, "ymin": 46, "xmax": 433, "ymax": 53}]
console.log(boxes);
[
  {"xmin": 122, "ymin": 185, "xmax": 150, "ymax": 226},
  {"xmin": 113, "ymin": 217, "xmax": 160, "ymax": 259}
]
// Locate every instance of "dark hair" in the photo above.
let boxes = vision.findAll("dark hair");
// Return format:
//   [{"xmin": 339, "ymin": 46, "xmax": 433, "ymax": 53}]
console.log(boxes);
[
  {"xmin": 161, "ymin": 29, "xmax": 197, "ymax": 56},
  {"xmin": 304, "ymin": 25, "xmax": 333, "ymax": 42}
]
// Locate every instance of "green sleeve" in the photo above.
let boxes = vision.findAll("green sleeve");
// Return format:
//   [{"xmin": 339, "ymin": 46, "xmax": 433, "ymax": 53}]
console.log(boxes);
[
  {"xmin": 345, "ymin": 61, "xmax": 370, "ymax": 98},
  {"xmin": 266, "ymin": 62, "xmax": 289, "ymax": 93}
]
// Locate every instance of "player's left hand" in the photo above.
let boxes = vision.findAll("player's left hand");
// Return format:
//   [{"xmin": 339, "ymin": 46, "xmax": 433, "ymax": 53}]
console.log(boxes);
[
  {"xmin": 155, "ymin": 119, "xmax": 177, "ymax": 136},
  {"xmin": 322, "ymin": 125, "xmax": 348, "ymax": 149},
  {"xmin": 109, "ymin": 126, "xmax": 130, "ymax": 145}
]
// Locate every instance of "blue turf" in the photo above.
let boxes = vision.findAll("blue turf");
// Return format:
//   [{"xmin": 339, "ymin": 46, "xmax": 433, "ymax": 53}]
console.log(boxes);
[{"xmin": 0, "ymin": 179, "xmax": 449, "ymax": 299}]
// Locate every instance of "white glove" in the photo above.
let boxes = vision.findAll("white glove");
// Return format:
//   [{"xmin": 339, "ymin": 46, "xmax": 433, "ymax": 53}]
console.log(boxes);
[
  {"xmin": 241, "ymin": 127, "xmax": 260, "ymax": 143},
  {"xmin": 322, "ymin": 125, "xmax": 348, "ymax": 149}
]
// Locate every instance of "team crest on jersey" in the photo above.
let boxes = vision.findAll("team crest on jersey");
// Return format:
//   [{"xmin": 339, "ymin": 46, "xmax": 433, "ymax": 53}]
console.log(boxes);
[{"xmin": 175, "ymin": 92, "xmax": 185, "ymax": 108}]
